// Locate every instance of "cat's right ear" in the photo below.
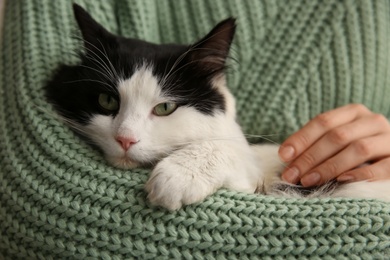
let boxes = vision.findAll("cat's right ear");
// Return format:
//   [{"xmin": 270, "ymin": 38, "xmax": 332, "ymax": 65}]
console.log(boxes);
[
  {"xmin": 72, "ymin": 4, "xmax": 115, "ymax": 52},
  {"xmin": 188, "ymin": 18, "xmax": 236, "ymax": 77}
]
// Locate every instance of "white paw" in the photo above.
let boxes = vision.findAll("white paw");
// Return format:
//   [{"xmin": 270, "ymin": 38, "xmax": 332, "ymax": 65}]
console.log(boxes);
[{"xmin": 145, "ymin": 158, "xmax": 220, "ymax": 210}]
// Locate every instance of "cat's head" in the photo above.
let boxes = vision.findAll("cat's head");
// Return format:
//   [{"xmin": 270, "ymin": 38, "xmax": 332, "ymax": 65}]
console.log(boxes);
[{"xmin": 46, "ymin": 4, "xmax": 237, "ymax": 168}]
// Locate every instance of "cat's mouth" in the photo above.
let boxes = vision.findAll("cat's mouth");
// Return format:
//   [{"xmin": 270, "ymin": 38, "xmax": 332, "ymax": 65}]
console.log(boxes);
[{"xmin": 106, "ymin": 155, "xmax": 140, "ymax": 169}]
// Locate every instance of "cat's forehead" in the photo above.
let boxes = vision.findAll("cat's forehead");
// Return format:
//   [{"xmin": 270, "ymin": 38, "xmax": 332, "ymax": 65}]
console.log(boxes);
[
  {"xmin": 115, "ymin": 64, "xmax": 183, "ymax": 121},
  {"xmin": 109, "ymin": 38, "xmax": 188, "ymax": 80},
  {"xmin": 118, "ymin": 64, "xmax": 164, "ymax": 106}
]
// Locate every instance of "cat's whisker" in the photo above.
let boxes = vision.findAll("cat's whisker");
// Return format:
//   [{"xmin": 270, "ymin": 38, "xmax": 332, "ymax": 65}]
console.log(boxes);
[
  {"xmin": 74, "ymin": 35, "xmax": 118, "ymax": 82},
  {"xmin": 162, "ymin": 52, "xmax": 231, "ymax": 90},
  {"xmin": 161, "ymin": 54, "xmax": 174, "ymax": 86},
  {"xmin": 33, "ymin": 105, "xmax": 100, "ymax": 139},
  {"xmin": 142, "ymin": 149, "xmax": 173, "ymax": 158},
  {"xmin": 160, "ymin": 46, "xmax": 194, "ymax": 88},
  {"xmin": 248, "ymin": 137, "xmax": 281, "ymax": 146},
  {"xmin": 243, "ymin": 133, "xmax": 285, "ymax": 146},
  {"xmin": 79, "ymin": 45, "xmax": 114, "ymax": 77},
  {"xmin": 244, "ymin": 133, "xmax": 286, "ymax": 137},
  {"xmin": 64, "ymin": 38, "xmax": 116, "ymax": 83},
  {"xmin": 160, "ymin": 48, "xmax": 195, "ymax": 85},
  {"xmin": 159, "ymin": 45, "xmax": 227, "ymax": 88},
  {"xmin": 33, "ymin": 104, "xmax": 61, "ymax": 119},
  {"xmin": 62, "ymin": 79, "xmax": 114, "ymax": 90},
  {"xmin": 97, "ymin": 39, "xmax": 121, "ymax": 80},
  {"xmin": 71, "ymin": 66, "xmax": 117, "ymax": 93},
  {"xmin": 132, "ymin": 137, "xmax": 252, "ymax": 151},
  {"xmin": 77, "ymin": 64, "xmax": 115, "ymax": 83},
  {"xmin": 62, "ymin": 49, "xmax": 84, "ymax": 60},
  {"xmin": 84, "ymin": 51, "xmax": 116, "ymax": 82}
]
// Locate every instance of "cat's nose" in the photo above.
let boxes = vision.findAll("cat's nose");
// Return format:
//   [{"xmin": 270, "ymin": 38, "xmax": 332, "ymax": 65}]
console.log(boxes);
[{"xmin": 115, "ymin": 136, "xmax": 138, "ymax": 151}]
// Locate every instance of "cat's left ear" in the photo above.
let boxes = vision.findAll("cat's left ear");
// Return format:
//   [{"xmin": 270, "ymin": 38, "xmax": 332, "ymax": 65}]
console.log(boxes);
[
  {"xmin": 73, "ymin": 4, "xmax": 116, "ymax": 53},
  {"xmin": 189, "ymin": 18, "xmax": 236, "ymax": 75}
]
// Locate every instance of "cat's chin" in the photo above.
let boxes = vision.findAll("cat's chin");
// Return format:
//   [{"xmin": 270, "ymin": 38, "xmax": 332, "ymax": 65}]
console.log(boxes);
[{"xmin": 106, "ymin": 156, "xmax": 140, "ymax": 169}]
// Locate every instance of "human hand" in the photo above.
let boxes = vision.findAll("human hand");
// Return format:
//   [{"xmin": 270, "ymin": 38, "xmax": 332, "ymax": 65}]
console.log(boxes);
[{"xmin": 278, "ymin": 104, "xmax": 390, "ymax": 187}]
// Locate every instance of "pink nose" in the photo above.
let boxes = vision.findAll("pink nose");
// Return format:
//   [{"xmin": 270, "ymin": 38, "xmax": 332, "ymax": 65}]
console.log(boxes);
[{"xmin": 115, "ymin": 136, "xmax": 138, "ymax": 151}]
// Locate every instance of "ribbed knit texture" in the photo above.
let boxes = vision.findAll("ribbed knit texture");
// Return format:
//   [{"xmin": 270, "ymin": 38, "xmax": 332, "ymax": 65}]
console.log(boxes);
[{"xmin": 1, "ymin": 0, "xmax": 390, "ymax": 259}]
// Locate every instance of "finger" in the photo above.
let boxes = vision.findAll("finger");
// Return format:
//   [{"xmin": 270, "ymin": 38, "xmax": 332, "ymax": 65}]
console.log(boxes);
[
  {"xmin": 281, "ymin": 114, "xmax": 390, "ymax": 183},
  {"xmin": 279, "ymin": 104, "xmax": 371, "ymax": 162},
  {"xmin": 338, "ymin": 158, "xmax": 390, "ymax": 182},
  {"xmin": 300, "ymin": 133, "xmax": 390, "ymax": 187}
]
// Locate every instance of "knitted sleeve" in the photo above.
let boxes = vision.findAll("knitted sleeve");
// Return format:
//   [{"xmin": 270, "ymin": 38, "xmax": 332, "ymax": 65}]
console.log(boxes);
[{"xmin": 1, "ymin": 0, "xmax": 389, "ymax": 259}]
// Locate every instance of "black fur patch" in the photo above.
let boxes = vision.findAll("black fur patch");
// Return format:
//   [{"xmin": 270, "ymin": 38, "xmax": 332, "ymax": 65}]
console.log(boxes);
[{"xmin": 45, "ymin": 4, "xmax": 235, "ymax": 124}]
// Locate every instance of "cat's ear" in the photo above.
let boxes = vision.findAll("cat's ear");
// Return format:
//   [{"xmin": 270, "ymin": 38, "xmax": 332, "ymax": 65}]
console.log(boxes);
[
  {"xmin": 189, "ymin": 18, "xmax": 236, "ymax": 75},
  {"xmin": 72, "ymin": 4, "xmax": 116, "ymax": 52}
]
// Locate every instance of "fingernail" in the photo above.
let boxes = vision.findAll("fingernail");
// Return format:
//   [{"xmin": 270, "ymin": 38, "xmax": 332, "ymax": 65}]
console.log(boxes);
[
  {"xmin": 279, "ymin": 145, "xmax": 295, "ymax": 162},
  {"xmin": 301, "ymin": 172, "xmax": 321, "ymax": 187},
  {"xmin": 282, "ymin": 167, "xmax": 300, "ymax": 183},
  {"xmin": 338, "ymin": 175, "xmax": 354, "ymax": 182}
]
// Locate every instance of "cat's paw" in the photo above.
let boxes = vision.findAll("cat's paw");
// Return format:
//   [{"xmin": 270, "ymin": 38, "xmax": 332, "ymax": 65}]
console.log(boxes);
[{"xmin": 145, "ymin": 158, "xmax": 220, "ymax": 210}]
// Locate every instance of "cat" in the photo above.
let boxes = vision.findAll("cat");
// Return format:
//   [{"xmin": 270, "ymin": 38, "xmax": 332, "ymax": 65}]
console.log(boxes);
[{"xmin": 45, "ymin": 4, "xmax": 390, "ymax": 210}]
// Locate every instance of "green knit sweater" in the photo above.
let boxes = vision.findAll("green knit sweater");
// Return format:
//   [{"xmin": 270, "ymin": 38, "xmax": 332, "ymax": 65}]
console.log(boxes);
[{"xmin": 1, "ymin": 0, "xmax": 390, "ymax": 259}]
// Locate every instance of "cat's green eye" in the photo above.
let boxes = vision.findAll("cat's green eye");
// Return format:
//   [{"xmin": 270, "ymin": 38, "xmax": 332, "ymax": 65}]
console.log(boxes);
[
  {"xmin": 98, "ymin": 93, "xmax": 119, "ymax": 112},
  {"xmin": 153, "ymin": 102, "xmax": 178, "ymax": 116}
]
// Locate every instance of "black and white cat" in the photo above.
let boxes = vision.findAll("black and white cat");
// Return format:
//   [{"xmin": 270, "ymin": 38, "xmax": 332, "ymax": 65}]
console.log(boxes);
[{"xmin": 46, "ymin": 4, "xmax": 390, "ymax": 210}]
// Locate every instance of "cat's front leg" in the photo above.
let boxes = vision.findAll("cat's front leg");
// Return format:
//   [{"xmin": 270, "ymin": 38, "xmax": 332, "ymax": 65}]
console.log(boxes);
[{"xmin": 145, "ymin": 141, "xmax": 248, "ymax": 210}]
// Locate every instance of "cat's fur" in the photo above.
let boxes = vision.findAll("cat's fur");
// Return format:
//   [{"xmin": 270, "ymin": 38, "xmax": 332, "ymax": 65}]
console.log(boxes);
[{"xmin": 46, "ymin": 4, "xmax": 390, "ymax": 210}]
